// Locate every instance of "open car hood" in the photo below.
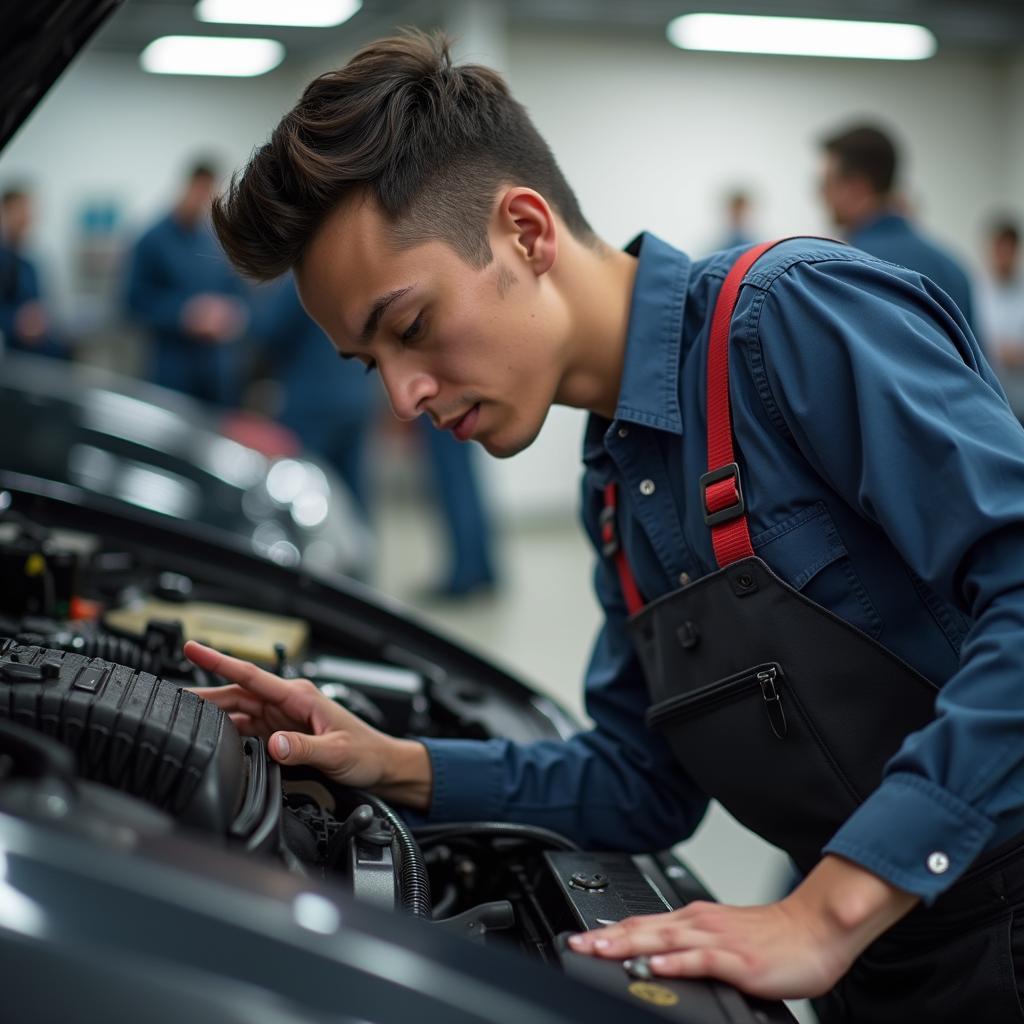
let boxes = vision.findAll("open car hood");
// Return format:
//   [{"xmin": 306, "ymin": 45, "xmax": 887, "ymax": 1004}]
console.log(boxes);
[{"xmin": 1, "ymin": 1, "xmax": 124, "ymax": 152}]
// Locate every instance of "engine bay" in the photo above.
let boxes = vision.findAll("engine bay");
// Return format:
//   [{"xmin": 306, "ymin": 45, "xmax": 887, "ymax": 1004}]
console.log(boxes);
[{"xmin": 0, "ymin": 497, "xmax": 794, "ymax": 1024}]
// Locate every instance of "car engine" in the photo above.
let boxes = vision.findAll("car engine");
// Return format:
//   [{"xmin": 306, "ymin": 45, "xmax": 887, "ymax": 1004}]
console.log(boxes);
[{"xmin": 0, "ymin": 500, "xmax": 794, "ymax": 1024}]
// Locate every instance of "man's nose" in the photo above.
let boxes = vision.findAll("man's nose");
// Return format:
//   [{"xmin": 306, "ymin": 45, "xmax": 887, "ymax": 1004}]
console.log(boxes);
[{"xmin": 382, "ymin": 365, "xmax": 438, "ymax": 421}]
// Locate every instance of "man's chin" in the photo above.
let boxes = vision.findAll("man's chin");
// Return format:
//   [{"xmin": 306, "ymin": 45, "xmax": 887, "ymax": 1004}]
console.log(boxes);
[{"xmin": 480, "ymin": 424, "xmax": 541, "ymax": 460}]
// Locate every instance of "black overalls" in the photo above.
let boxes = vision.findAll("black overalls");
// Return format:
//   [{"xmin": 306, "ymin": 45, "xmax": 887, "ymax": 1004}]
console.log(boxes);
[{"xmin": 603, "ymin": 241, "xmax": 1024, "ymax": 1022}]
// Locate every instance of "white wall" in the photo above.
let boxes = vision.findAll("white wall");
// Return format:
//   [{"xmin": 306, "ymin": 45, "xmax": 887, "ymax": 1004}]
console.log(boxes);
[
  {"xmin": 1004, "ymin": 48, "xmax": 1024, "ymax": 218},
  {"xmin": 1, "ymin": 27, "xmax": 1017, "ymax": 521},
  {"xmin": 482, "ymin": 27, "xmax": 1010, "ymax": 519},
  {"xmin": 509, "ymin": 26, "xmax": 1005, "ymax": 265},
  {"xmin": 0, "ymin": 52, "xmax": 304, "ymax": 322}
]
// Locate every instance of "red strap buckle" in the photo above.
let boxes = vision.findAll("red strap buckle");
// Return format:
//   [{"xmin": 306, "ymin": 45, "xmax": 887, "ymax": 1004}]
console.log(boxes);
[{"xmin": 699, "ymin": 462, "xmax": 745, "ymax": 527}]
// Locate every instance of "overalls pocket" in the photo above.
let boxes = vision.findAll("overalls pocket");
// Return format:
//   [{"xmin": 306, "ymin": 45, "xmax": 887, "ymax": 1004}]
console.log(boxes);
[{"xmin": 646, "ymin": 659, "xmax": 862, "ymax": 870}]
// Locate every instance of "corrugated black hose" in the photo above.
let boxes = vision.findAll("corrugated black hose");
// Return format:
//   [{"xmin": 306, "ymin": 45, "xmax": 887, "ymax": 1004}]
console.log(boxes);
[{"xmin": 355, "ymin": 790, "xmax": 432, "ymax": 919}]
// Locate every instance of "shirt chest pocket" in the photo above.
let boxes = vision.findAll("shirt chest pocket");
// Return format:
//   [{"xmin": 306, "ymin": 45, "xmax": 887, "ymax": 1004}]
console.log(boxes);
[{"xmin": 752, "ymin": 502, "xmax": 883, "ymax": 640}]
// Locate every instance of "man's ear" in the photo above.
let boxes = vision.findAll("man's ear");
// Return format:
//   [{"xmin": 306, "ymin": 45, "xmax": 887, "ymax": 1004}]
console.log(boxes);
[{"xmin": 497, "ymin": 188, "xmax": 556, "ymax": 276}]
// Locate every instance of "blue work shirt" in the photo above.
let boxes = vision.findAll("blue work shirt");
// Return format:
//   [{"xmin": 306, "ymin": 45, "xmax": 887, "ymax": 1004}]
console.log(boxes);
[
  {"xmin": 849, "ymin": 212, "xmax": 978, "ymax": 343},
  {"xmin": 419, "ymin": 232, "xmax": 1024, "ymax": 904},
  {"xmin": 124, "ymin": 213, "xmax": 247, "ymax": 405}
]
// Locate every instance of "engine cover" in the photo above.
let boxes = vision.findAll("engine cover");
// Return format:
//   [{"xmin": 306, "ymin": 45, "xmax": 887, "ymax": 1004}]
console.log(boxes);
[{"xmin": 0, "ymin": 638, "xmax": 243, "ymax": 831}]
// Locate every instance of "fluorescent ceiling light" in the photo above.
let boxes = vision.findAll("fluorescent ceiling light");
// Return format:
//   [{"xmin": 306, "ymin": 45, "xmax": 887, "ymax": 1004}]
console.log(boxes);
[
  {"xmin": 140, "ymin": 35, "xmax": 285, "ymax": 76},
  {"xmin": 195, "ymin": 0, "xmax": 361, "ymax": 28},
  {"xmin": 667, "ymin": 13, "xmax": 936, "ymax": 61}
]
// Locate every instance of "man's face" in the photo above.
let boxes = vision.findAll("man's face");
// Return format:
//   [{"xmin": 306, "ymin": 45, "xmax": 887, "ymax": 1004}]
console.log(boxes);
[
  {"xmin": 1, "ymin": 194, "xmax": 32, "ymax": 247},
  {"xmin": 991, "ymin": 235, "xmax": 1019, "ymax": 280},
  {"xmin": 819, "ymin": 153, "xmax": 858, "ymax": 229},
  {"xmin": 179, "ymin": 174, "xmax": 216, "ymax": 224},
  {"xmin": 296, "ymin": 195, "xmax": 570, "ymax": 459}
]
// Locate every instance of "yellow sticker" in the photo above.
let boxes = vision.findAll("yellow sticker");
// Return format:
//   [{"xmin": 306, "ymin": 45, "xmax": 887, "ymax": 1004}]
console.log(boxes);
[
  {"xmin": 24, "ymin": 554, "xmax": 46, "ymax": 578},
  {"xmin": 628, "ymin": 982, "xmax": 679, "ymax": 1007}
]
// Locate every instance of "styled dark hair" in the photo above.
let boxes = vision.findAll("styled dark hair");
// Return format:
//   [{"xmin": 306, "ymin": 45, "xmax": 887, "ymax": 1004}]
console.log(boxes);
[
  {"xmin": 822, "ymin": 124, "xmax": 899, "ymax": 196},
  {"xmin": 213, "ymin": 30, "xmax": 595, "ymax": 280}
]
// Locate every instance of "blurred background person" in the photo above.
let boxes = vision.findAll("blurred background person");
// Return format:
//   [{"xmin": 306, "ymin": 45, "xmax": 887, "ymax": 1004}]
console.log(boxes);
[
  {"xmin": 718, "ymin": 187, "xmax": 756, "ymax": 250},
  {"xmin": 124, "ymin": 160, "xmax": 248, "ymax": 405},
  {"xmin": 0, "ymin": 186, "xmax": 64, "ymax": 359},
  {"xmin": 978, "ymin": 217, "xmax": 1024, "ymax": 416},
  {"xmin": 252, "ymin": 275, "xmax": 378, "ymax": 522},
  {"xmin": 978, "ymin": 218, "xmax": 1024, "ymax": 366},
  {"xmin": 819, "ymin": 123, "xmax": 981, "ymax": 344}
]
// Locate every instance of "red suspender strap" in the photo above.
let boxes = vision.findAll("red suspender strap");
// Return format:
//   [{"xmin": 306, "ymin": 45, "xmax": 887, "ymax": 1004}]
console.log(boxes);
[
  {"xmin": 703, "ymin": 239, "xmax": 791, "ymax": 568},
  {"xmin": 601, "ymin": 238, "xmax": 797, "ymax": 611},
  {"xmin": 601, "ymin": 483, "xmax": 645, "ymax": 617}
]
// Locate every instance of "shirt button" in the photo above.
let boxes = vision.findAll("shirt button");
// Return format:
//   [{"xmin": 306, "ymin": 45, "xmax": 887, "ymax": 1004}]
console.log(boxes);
[
  {"xmin": 678, "ymin": 572, "xmax": 691, "ymax": 586},
  {"xmin": 639, "ymin": 479, "xmax": 656, "ymax": 497},
  {"xmin": 927, "ymin": 851, "xmax": 950, "ymax": 875},
  {"xmin": 618, "ymin": 426, "xmax": 629, "ymax": 438}
]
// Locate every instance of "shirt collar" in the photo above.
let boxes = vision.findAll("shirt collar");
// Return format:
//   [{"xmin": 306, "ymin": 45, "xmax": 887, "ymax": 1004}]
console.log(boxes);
[
  {"xmin": 614, "ymin": 231, "xmax": 689, "ymax": 433},
  {"xmin": 582, "ymin": 232, "xmax": 689, "ymax": 468}
]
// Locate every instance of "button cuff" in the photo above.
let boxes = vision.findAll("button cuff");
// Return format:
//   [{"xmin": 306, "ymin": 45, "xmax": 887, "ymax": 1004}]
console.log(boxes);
[{"xmin": 823, "ymin": 771, "xmax": 995, "ymax": 903}]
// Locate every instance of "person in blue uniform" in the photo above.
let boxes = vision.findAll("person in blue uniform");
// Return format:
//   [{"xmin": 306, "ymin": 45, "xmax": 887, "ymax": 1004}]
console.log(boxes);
[
  {"xmin": 0, "ymin": 187, "xmax": 64, "ymax": 359},
  {"xmin": 124, "ymin": 161, "xmax": 248, "ymax": 406},
  {"xmin": 819, "ymin": 123, "xmax": 980, "ymax": 341},
  {"xmin": 253, "ymin": 275, "xmax": 378, "ymax": 517},
  {"xmin": 716, "ymin": 187, "xmax": 754, "ymax": 250},
  {"xmin": 182, "ymin": 34, "xmax": 1024, "ymax": 1020}
]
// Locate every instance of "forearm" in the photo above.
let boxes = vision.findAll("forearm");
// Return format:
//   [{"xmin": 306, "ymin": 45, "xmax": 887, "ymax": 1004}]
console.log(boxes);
[
  {"xmin": 371, "ymin": 737, "xmax": 433, "ymax": 811},
  {"xmin": 788, "ymin": 854, "xmax": 919, "ymax": 954}
]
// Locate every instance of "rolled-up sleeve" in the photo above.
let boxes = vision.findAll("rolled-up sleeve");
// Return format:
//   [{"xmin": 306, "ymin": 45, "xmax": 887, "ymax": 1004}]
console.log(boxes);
[
  {"xmin": 418, "ymin": 471, "xmax": 708, "ymax": 851},
  {"xmin": 756, "ymin": 254, "xmax": 1024, "ymax": 902}
]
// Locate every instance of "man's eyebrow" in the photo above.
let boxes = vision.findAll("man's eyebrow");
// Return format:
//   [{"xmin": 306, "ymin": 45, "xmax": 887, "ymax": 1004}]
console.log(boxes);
[{"xmin": 359, "ymin": 285, "xmax": 415, "ymax": 345}]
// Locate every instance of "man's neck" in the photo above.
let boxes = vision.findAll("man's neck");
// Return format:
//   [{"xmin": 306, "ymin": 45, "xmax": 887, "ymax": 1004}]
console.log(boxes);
[
  {"xmin": 553, "ymin": 237, "xmax": 638, "ymax": 420},
  {"xmin": 845, "ymin": 196, "xmax": 892, "ymax": 235}
]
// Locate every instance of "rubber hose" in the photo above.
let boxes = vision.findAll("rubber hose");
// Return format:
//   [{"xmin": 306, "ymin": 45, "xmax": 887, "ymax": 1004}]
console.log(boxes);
[
  {"xmin": 355, "ymin": 790, "xmax": 432, "ymax": 919},
  {"xmin": 412, "ymin": 821, "xmax": 581, "ymax": 851}
]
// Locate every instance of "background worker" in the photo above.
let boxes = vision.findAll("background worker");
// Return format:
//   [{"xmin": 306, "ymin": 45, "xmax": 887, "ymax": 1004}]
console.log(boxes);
[
  {"xmin": 124, "ymin": 160, "xmax": 249, "ymax": 406},
  {"xmin": 819, "ymin": 122, "xmax": 981, "ymax": 345}
]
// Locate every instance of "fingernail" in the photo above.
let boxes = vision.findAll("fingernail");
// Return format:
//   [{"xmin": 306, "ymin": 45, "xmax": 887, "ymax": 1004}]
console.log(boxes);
[
  {"xmin": 594, "ymin": 939, "xmax": 610, "ymax": 950},
  {"xmin": 276, "ymin": 734, "xmax": 290, "ymax": 757},
  {"xmin": 650, "ymin": 956, "xmax": 667, "ymax": 968},
  {"xmin": 568, "ymin": 935, "xmax": 584, "ymax": 948}
]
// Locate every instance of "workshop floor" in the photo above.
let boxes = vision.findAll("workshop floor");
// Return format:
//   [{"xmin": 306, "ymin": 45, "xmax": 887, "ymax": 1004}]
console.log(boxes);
[{"xmin": 374, "ymin": 498, "xmax": 816, "ymax": 1022}]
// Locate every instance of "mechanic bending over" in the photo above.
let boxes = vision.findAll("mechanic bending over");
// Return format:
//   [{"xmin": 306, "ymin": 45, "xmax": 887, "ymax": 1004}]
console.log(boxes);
[{"xmin": 186, "ymin": 31, "xmax": 1024, "ymax": 1021}]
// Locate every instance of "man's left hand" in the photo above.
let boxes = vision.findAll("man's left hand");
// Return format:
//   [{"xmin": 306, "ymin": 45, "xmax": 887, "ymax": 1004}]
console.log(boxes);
[{"xmin": 566, "ymin": 854, "xmax": 919, "ymax": 1000}]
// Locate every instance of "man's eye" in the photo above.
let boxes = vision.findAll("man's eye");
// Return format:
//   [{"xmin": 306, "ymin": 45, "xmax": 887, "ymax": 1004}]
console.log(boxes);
[
  {"xmin": 363, "ymin": 359, "xmax": 377, "ymax": 375},
  {"xmin": 401, "ymin": 316, "xmax": 423, "ymax": 342}
]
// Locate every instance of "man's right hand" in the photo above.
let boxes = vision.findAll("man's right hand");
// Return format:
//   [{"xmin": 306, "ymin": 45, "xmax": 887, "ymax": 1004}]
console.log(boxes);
[{"xmin": 185, "ymin": 640, "xmax": 432, "ymax": 809}]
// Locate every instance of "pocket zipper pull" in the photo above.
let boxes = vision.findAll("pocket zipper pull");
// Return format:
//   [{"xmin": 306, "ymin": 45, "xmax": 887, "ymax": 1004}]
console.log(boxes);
[{"xmin": 757, "ymin": 667, "xmax": 787, "ymax": 739}]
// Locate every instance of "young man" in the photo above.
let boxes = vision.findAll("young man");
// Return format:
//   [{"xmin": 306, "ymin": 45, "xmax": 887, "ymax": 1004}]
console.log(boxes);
[
  {"xmin": 819, "ymin": 122, "xmax": 980, "ymax": 342},
  {"xmin": 186, "ymin": 32, "xmax": 1024, "ymax": 1019}
]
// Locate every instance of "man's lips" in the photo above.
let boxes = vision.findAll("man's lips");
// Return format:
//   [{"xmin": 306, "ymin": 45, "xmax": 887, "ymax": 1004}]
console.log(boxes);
[{"xmin": 442, "ymin": 403, "xmax": 480, "ymax": 441}]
